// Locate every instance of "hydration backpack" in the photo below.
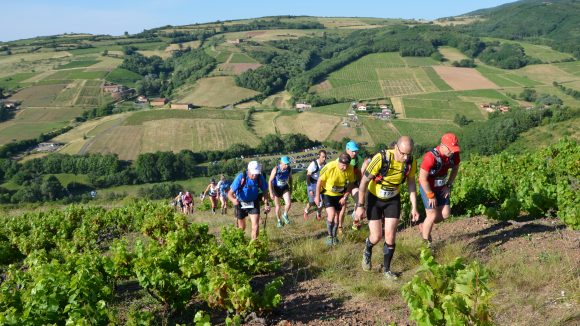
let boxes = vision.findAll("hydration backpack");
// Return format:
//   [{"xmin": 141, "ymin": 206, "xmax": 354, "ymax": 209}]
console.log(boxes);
[
  {"xmin": 372, "ymin": 149, "xmax": 413, "ymax": 185},
  {"xmin": 428, "ymin": 148, "xmax": 455, "ymax": 176}
]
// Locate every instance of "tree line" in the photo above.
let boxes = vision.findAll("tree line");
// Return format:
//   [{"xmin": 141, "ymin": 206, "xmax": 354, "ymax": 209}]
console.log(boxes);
[{"xmin": 0, "ymin": 133, "xmax": 319, "ymax": 203}]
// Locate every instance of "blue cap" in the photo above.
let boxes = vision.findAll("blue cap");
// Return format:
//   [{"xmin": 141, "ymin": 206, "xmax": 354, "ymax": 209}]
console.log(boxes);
[
  {"xmin": 281, "ymin": 156, "xmax": 291, "ymax": 164},
  {"xmin": 346, "ymin": 140, "xmax": 359, "ymax": 151}
]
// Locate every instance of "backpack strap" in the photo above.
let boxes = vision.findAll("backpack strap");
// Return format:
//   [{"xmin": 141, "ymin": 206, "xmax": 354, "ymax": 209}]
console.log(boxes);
[
  {"xmin": 373, "ymin": 150, "xmax": 413, "ymax": 185},
  {"xmin": 429, "ymin": 148, "xmax": 444, "ymax": 176}
]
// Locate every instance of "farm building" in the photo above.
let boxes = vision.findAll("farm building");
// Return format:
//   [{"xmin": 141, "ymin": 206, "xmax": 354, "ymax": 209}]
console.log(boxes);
[
  {"xmin": 111, "ymin": 88, "xmax": 135, "ymax": 101},
  {"xmin": 0, "ymin": 100, "xmax": 20, "ymax": 109},
  {"xmin": 150, "ymin": 98, "xmax": 168, "ymax": 107},
  {"xmin": 227, "ymin": 38, "xmax": 243, "ymax": 44},
  {"xmin": 102, "ymin": 83, "xmax": 127, "ymax": 93},
  {"xmin": 171, "ymin": 103, "xmax": 193, "ymax": 110},
  {"xmin": 295, "ymin": 103, "xmax": 312, "ymax": 110}
]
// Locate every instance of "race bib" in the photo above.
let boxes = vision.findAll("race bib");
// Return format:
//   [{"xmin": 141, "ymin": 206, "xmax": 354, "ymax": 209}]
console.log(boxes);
[
  {"xmin": 240, "ymin": 201, "xmax": 254, "ymax": 209},
  {"xmin": 276, "ymin": 180, "xmax": 287, "ymax": 187},
  {"xmin": 434, "ymin": 178, "xmax": 447, "ymax": 187},
  {"xmin": 378, "ymin": 187, "xmax": 399, "ymax": 200}
]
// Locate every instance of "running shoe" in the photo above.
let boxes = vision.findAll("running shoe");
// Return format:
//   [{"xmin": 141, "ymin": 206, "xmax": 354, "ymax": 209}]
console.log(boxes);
[
  {"xmin": 383, "ymin": 270, "xmax": 399, "ymax": 281},
  {"xmin": 337, "ymin": 226, "xmax": 343, "ymax": 235},
  {"xmin": 325, "ymin": 236, "xmax": 333, "ymax": 246},
  {"xmin": 277, "ymin": 220, "xmax": 283, "ymax": 228},
  {"xmin": 282, "ymin": 212, "xmax": 290, "ymax": 225},
  {"xmin": 362, "ymin": 251, "xmax": 372, "ymax": 271}
]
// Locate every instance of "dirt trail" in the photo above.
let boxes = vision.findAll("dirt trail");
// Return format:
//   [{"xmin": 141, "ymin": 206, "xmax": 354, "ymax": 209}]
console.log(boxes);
[{"xmin": 251, "ymin": 215, "xmax": 579, "ymax": 325}]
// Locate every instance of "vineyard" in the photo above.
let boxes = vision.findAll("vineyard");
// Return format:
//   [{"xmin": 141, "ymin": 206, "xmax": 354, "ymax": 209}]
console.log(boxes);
[{"xmin": 0, "ymin": 202, "xmax": 282, "ymax": 324}]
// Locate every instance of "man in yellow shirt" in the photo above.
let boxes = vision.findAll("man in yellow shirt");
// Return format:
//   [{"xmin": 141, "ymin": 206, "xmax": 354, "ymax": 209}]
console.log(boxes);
[
  {"xmin": 315, "ymin": 153, "xmax": 356, "ymax": 246},
  {"xmin": 354, "ymin": 136, "xmax": 420, "ymax": 280}
]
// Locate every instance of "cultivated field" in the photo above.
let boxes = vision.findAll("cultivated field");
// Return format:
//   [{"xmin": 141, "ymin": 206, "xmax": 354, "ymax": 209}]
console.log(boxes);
[
  {"xmin": 432, "ymin": 66, "xmax": 498, "ymax": 90},
  {"xmin": 554, "ymin": 61, "xmax": 580, "ymax": 77},
  {"xmin": 216, "ymin": 63, "xmax": 261, "ymax": 75},
  {"xmin": 105, "ymin": 68, "xmax": 142, "ymax": 87},
  {"xmin": 84, "ymin": 118, "xmax": 259, "ymax": 160},
  {"xmin": 392, "ymin": 120, "xmax": 461, "ymax": 145},
  {"xmin": 438, "ymin": 46, "xmax": 469, "ymax": 63},
  {"xmin": 176, "ymin": 76, "xmax": 259, "ymax": 107},
  {"xmin": 0, "ymin": 107, "xmax": 84, "ymax": 144},
  {"xmin": 44, "ymin": 69, "xmax": 108, "ymax": 80},
  {"xmin": 361, "ymin": 118, "xmax": 401, "ymax": 145},
  {"xmin": 274, "ymin": 112, "xmax": 340, "ymax": 142},
  {"xmin": 476, "ymin": 65, "xmax": 542, "ymax": 88},
  {"xmin": 9, "ymin": 84, "xmax": 68, "ymax": 107},
  {"xmin": 311, "ymin": 102, "xmax": 350, "ymax": 116},
  {"xmin": 220, "ymin": 29, "xmax": 325, "ymax": 42},
  {"xmin": 319, "ymin": 53, "xmax": 450, "ymax": 100},
  {"xmin": 261, "ymin": 91, "xmax": 292, "ymax": 109},
  {"xmin": 327, "ymin": 121, "xmax": 374, "ymax": 145},
  {"xmin": 251, "ymin": 111, "xmax": 279, "ymax": 137},
  {"xmin": 514, "ymin": 64, "xmax": 579, "ymax": 84}
]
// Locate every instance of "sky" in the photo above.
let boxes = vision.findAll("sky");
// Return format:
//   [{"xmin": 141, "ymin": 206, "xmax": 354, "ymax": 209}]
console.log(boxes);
[{"xmin": 0, "ymin": 0, "xmax": 517, "ymax": 42}]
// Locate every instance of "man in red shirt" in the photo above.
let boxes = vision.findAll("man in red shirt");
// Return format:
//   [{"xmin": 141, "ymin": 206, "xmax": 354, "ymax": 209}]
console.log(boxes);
[{"xmin": 418, "ymin": 133, "xmax": 461, "ymax": 247}]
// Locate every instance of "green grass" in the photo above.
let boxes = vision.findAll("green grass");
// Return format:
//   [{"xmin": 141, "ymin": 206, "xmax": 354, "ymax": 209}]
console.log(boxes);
[
  {"xmin": 361, "ymin": 117, "xmax": 400, "ymax": 145},
  {"xmin": 44, "ymin": 69, "xmax": 108, "ymax": 80},
  {"xmin": 320, "ymin": 53, "xmax": 445, "ymax": 100},
  {"xmin": 229, "ymin": 53, "xmax": 258, "ymax": 64},
  {"xmin": 392, "ymin": 120, "xmax": 461, "ymax": 145},
  {"xmin": 69, "ymin": 47, "xmax": 113, "ymax": 56},
  {"xmin": 313, "ymin": 102, "xmax": 351, "ymax": 116},
  {"xmin": 506, "ymin": 117, "xmax": 580, "ymax": 153},
  {"xmin": 123, "ymin": 109, "xmax": 245, "ymax": 126},
  {"xmin": 0, "ymin": 72, "xmax": 36, "ymax": 90},
  {"xmin": 216, "ymin": 52, "xmax": 231, "ymax": 63},
  {"xmin": 476, "ymin": 65, "xmax": 541, "ymax": 87},
  {"xmin": 0, "ymin": 122, "xmax": 69, "ymax": 144},
  {"xmin": 403, "ymin": 98, "xmax": 483, "ymax": 121},
  {"xmin": 55, "ymin": 60, "xmax": 99, "ymax": 70},
  {"xmin": 481, "ymin": 37, "xmax": 575, "ymax": 63},
  {"xmin": 401, "ymin": 56, "xmax": 439, "ymax": 67},
  {"xmin": 554, "ymin": 61, "xmax": 580, "ymax": 77},
  {"xmin": 105, "ymin": 68, "xmax": 142, "ymax": 88},
  {"xmin": 48, "ymin": 174, "xmax": 91, "ymax": 187},
  {"xmin": 423, "ymin": 67, "xmax": 452, "ymax": 91}
]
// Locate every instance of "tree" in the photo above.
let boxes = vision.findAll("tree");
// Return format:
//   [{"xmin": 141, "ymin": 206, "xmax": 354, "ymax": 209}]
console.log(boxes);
[
  {"xmin": 454, "ymin": 114, "xmax": 473, "ymax": 126},
  {"xmin": 102, "ymin": 49, "xmax": 108, "ymax": 57},
  {"xmin": 519, "ymin": 88, "xmax": 537, "ymax": 102},
  {"xmin": 40, "ymin": 175, "xmax": 65, "ymax": 201}
]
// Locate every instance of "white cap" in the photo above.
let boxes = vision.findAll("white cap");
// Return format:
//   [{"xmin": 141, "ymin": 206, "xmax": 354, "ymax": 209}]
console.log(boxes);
[{"xmin": 248, "ymin": 161, "xmax": 261, "ymax": 175}]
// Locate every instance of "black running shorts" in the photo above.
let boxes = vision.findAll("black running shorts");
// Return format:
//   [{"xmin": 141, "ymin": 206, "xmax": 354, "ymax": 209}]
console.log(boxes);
[{"xmin": 366, "ymin": 192, "xmax": 401, "ymax": 220}]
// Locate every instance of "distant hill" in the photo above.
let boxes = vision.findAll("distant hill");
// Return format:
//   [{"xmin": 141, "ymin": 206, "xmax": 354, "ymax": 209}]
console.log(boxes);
[{"xmin": 462, "ymin": 0, "xmax": 580, "ymax": 57}]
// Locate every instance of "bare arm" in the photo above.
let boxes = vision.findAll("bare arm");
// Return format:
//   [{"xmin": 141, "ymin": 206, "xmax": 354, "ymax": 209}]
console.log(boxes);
[
  {"xmin": 228, "ymin": 189, "xmax": 238, "ymax": 206},
  {"xmin": 407, "ymin": 174, "xmax": 419, "ymax": 221},
  {"xmin": 268, "ymin": 167, "xmax": 276, "ymax": 197}
]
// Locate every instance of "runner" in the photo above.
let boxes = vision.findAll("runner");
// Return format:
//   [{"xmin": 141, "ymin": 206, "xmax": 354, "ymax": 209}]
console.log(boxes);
[
  {"xmin": 228, "ymin": 161, "xmax": 270, "ymax": 240},
  {"xmin": 338, "ymin": 140, "xmax": 364, "ymax": 235},
  {"xmin": 217, "ymin": 175, "xmax": 231, "ymax": 215},
  {"xmin": 174, "ymin": 191, "xmax": 184, "ymax": 212},
  {"xmin": 418, "ymin": 133, "xmax": 461, "ymax": 248},
  {"xmin": 202, "ymin": 179, "xmax": 219, "ymax": 214},
  {"xmin": 304, "ymin": 150, "xmax": 327, "ymax": 221},
  {"xmin": 269, "ymin": 156, "xmax": 293, "ymax": 228},
  {"xmin": 315, "ymin": 153, "xmax": 355, "ymax": 246},
  {"xmin": 355, "ymin": 136, "xmax": 420, "ymax": 280},
  {"xmin": 182, "ymin": 191, "xmax": 194, "ymax": 215}
]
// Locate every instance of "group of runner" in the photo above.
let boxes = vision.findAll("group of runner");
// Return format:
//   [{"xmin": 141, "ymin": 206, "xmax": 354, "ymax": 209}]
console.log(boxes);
[{"xmin": 174, "ymin": 133, "xmax": 461, "ymax": 280}]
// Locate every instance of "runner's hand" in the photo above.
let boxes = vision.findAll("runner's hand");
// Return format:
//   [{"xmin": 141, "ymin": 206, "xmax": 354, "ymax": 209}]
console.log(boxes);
[
  {"xmin": 339, "ymin": 197, "xmax": 346, "ymax": 206},
  {"xmin": 354, "ymin": 206, "xmax": 364, "ymax": 223},
  {"xmin": 411, "ymin": 209, "xmax": 420, "ymax": 222},
  {"xmin": 309, "ymin": 190, "xmax": 314, "ymax": 196},
  {"xmin": 428, "ymin": 198, "xmax": 437, "ymax": 208},
  {"xmin": 314, "ymin": 196, "xmax": 320, "ymax": 207}
]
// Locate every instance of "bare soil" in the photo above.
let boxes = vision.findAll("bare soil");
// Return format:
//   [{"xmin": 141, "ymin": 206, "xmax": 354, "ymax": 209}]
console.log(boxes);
[{"xmin": 432, "ymin": 66, "xmax": 498, "ymax": 90}]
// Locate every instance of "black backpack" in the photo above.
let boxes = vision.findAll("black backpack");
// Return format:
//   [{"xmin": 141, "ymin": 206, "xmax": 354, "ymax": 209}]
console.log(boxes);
[
  {"xmin": 308, "ymin": 160, "xmax": 320, "ymax": 183},
  {"xmin": 372, "ymin": 149, "xmax": 413, "ymax": 186},
  {"xmin": 428, "ymin": 148, "xmax": 455, "ymax": 176}
]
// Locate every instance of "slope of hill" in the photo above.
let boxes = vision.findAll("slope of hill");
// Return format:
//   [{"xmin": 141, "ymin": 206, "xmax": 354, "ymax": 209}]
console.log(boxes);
[{"xmin": 464, "ymin": 0, "xmax": 580, "ymax": 57}]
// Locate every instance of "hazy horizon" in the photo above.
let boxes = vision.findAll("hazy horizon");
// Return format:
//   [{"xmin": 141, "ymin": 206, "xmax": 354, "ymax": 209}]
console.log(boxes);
[{"xmin": 0, "ymin": 0, "xmax": 516, "ymax": 42}]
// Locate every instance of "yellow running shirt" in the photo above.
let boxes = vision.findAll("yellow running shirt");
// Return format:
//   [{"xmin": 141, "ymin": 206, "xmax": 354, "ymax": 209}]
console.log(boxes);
[
  {"xmin": 364, "ymin": 150, "xmax": 417, "ymax": 199},
  {"xmin": 319, "ymin": 160, "xmax": 356, "ymax": 197}
]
